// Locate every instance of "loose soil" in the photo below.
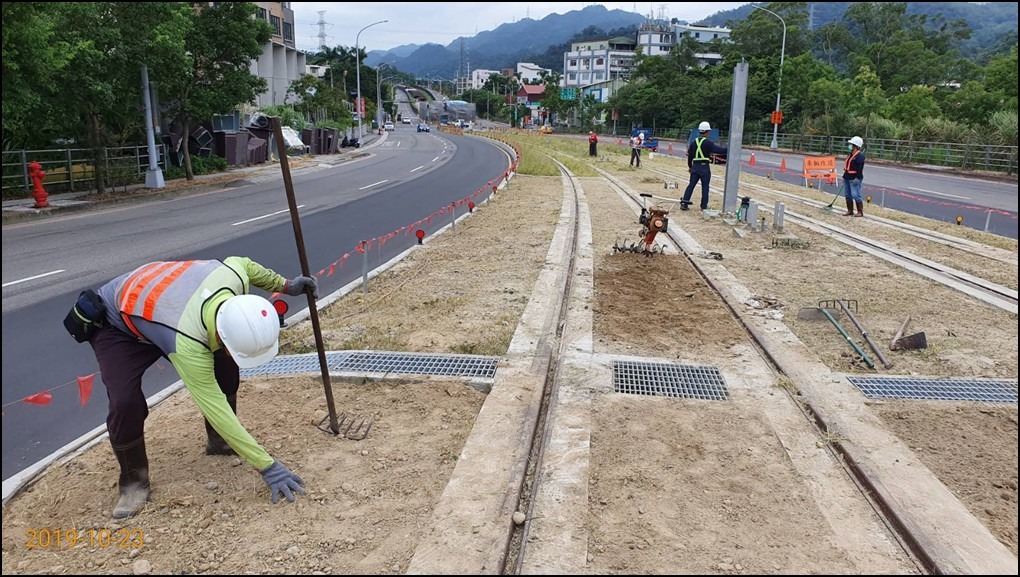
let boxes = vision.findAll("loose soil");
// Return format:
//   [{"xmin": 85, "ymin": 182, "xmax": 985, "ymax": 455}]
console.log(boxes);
[{"xmin": 2, "ymin": 136, "xmax": 1016, "ymax": 575}]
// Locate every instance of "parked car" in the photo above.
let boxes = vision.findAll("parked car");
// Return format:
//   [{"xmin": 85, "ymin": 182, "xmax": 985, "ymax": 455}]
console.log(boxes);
[
  {"xmin": 384, "ymin": 122, "xmax": 395, "ymax": 131},
  {"xmin": 417, "ymin": 123, "xmax": 430, "ymax": 133}
]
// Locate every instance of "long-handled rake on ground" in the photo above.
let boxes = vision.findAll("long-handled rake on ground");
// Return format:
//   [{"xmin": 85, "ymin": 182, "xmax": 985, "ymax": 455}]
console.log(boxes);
[
  {"xmin": 823, "ymin": 181, "xmax": 845, "ymax": 212},
  {"xmin": 272, "ymin": 117, "xmax": 372, "ymax": 441}
]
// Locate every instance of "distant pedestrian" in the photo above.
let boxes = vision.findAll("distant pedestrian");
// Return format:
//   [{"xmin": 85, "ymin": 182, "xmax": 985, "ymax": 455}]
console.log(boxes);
[
  {"xmin": 588, "ymin": 131, "xmax": 599, "ymax": 156},
  {"xmin": 630, "ymin": 132, "xmax": 644, "ymax": 167},
  {"xmin": 681, "ymin": 121, "xmax": 727, "ymax": 211},
  {"xmin": 842, "ymin": 136, "xmax": 866, "ymax": 217}
]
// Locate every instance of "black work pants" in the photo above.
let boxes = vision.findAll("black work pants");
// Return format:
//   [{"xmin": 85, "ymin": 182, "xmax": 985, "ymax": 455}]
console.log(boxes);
[
  {"xmin": 90, "ymin": 325, "xmax": 239, "ymax": 447},
  {"xmin": 589, "ymin": 142, "xmax": 597, "ymax": 156},
  {"xmin": 630, "ymin": 148, "xmax": 641, "ymax": 167},
  {"xmin": 682, "ymin": 163, "xmax": 712, "ymax": 209}
]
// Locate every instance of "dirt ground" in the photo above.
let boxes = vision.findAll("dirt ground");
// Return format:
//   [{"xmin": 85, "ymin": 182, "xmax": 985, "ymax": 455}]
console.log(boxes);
[{"xmin": 1, "ymin": 136, "xmax": 1017, "ymax": 574}]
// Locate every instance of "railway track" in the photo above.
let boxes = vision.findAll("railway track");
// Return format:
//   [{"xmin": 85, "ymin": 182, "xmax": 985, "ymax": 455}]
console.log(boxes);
[
  {"xmin": 495, "ymin": 158, "xmax": 1014, "ymax": 574},
  {"xmin": 644, "ymin": 166, "xmax": 1018, "ymax": 315}
]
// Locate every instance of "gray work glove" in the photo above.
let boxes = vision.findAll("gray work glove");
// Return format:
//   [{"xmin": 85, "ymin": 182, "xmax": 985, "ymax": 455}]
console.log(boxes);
[
  {"xmin": 260, "ymin": 460, "xmax": 306, "ymax": 504},
  {"xmin": 284, "ymin": 275, "xmax": 318, "ymax": 299}
]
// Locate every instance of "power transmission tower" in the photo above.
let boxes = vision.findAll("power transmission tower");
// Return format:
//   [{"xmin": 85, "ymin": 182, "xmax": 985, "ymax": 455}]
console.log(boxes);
[{"xmin": 314, "ymin": 10, "xmax": 326, "ymax": 49}]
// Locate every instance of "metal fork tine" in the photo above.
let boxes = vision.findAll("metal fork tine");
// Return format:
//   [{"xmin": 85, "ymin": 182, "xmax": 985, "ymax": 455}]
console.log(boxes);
[
  {"xmin": 317, "ymin": 412, "xmax": 372, "ymax": 440},
  {"xmin": 346, "ymin": 418, "xmax": 373, "ymax": 441}
]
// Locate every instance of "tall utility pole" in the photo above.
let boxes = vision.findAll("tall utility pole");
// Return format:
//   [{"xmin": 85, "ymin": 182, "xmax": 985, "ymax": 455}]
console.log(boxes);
[
  {"xmin": 356, "ymin": 20, "xmax": 387, "ymax": 144},
  {"xmin": 752, "ymin": 4, "xmax": 786, "ymax": 150},
  {"xmin": 141, "ymin": 65, "xmax": 165, "ymax": 189}
]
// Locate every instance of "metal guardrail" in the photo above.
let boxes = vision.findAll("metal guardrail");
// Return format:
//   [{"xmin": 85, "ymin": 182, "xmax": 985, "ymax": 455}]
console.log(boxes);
[
  {"xmin": 2, "ymin": 144, "xmax": 169, "ymax": 197},
  {"xmin": 601, "ymin": 127, "xmax": 1016, "ymax": 175},
  {"xmin": 746, "ymin": 132, "xmax": 1017, "ymax": 175}
]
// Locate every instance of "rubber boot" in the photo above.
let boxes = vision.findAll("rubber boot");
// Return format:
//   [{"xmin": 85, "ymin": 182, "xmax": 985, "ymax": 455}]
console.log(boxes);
[
  {"xmin": 855, "ymin": 200, "xmax": 865, "ymax": 217},
  {"xmin": 112, "ymin": 438, "xmax": 150, "ymax": 519},
  {"xmin": 842, "ymin": 197, "xmax": 854, "ymax": 216},
  {"xmin": 205, "ymin": 394, "xmax": 237, "ymax": 456}
]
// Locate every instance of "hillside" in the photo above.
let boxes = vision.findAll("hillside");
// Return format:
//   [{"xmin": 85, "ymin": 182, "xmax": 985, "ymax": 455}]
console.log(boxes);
[{"xmin": 368, "ymin": 2, "xmax": 1017, "ymax": 79}]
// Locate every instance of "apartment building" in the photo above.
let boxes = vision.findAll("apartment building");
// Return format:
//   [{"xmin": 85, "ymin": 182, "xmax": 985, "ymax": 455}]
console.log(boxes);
[
  {"xmin": 250, "ymin": 2, "xmax": 306, "ymax": 107},
  {"xmin": 560, "ymin": 22, "xmax": 730, "ymax": 102},
  {"xmin": 561, "ymin": 36, "xmax": 636, "ymax": 97}
]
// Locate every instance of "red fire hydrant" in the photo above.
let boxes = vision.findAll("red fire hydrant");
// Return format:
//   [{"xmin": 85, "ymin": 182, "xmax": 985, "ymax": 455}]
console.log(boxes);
[{"xmin": 28, "ymin": 161, "xmax": 50, "ymax": 208}]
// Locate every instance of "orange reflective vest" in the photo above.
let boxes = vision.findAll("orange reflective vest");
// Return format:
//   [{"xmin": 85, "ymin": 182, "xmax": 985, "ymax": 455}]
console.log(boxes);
[
  {"xmin": 115, "ymin": 260, "xmax": 243, "ymax": 344},
  {"xmin": 844, "ymin": 150, "xmax": 862, "ymax": 177}
]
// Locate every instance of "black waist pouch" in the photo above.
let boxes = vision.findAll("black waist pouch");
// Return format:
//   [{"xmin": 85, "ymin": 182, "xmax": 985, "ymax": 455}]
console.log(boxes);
[{"xmin": 64, "ymin": 289, "xmax": 108, "ymax": 343}]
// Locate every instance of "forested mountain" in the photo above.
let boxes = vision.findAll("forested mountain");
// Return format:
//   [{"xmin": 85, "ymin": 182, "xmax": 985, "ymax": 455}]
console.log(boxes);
[{"xmin": 367, "ymin": 2, "xmax": 1017, "ymax": 77}]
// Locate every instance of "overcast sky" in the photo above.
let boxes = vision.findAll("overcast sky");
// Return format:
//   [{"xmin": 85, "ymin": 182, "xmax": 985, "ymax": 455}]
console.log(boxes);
[{"xmin": 290, "ymin": 2, "xmax": 750, "ymax": 53}]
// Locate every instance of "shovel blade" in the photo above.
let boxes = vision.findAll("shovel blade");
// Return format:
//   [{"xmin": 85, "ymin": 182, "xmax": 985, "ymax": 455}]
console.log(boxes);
[{"xmin": 893, "ymin": 332, "xmax": 927, "ymax": 350}]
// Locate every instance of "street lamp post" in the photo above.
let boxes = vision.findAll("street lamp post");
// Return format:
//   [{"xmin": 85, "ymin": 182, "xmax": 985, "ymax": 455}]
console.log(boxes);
[
  {"xmin": 356, "ymin": 19, "xmax": 387, "ymax": 143},
  {"xmin": 752, "ymin": 4, "xmax": 785, "ymax": 150},
  {"xmin": 376, "ymin": 65, "xmax": 396, "ymax": 131}
]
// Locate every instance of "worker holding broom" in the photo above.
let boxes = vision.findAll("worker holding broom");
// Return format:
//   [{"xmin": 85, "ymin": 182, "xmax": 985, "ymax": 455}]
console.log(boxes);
[{"xmin": 62, "ymin": 256, "xmax": 318, "ymax": 518}]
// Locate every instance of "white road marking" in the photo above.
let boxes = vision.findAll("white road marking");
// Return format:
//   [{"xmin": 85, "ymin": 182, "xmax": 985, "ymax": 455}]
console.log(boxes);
[
  {"xmin": 360, "ymin": 180, "xmax": 388, "ymax": 190},
  {"xmin": 3, "ymin": 269, "xmax": 65, "ymax": 288},
  {"xmin": 908, "ymin": 187, "xmax": 970, "ymax": 200},
  {"xmin": 411, "ymin": 166, "xmax": 425, "ymax": 173},
  {"xmin": 232, "ymin": 206, "xmax": 304, "ymax": 226}
]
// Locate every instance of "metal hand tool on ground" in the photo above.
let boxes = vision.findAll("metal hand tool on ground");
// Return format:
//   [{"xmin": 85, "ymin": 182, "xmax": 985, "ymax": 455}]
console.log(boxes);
[
  {"xmin": 272, "ymin": 116, "xmax": 372, "ymax": 440},
  {"xmin": 818, "ymin": 306, "xmax": 875, "ymax": 369},
  {"xmin": 835, "ymin": 299, "xmax": 892, "ymax": 369},
  {"xmin": 823, "ymin": 181, "xmax": 845, "ymax": 212},
  {"xmin": 890, "ymin": 316, "xmax": 928, "ymax": 351}
]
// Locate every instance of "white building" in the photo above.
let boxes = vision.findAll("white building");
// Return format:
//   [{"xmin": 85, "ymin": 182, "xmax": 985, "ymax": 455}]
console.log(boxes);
[
  {"xmin": 562, "ymin": 36, "xmax": 636, "ymax": 91},
  {"xmin": 305, "ymin": 64, "xmax": 328, "ymax": 79},
  {"xmin": 675, "ymin": 23, "xmax": 731, "ymax": 44},
  {"xmin": 636, "ymin": 23, "xmax": 674, "ymax": 58},
  {"xmin": 516, "ymin": 62, "xmax": 552, "ymax": 83},
  {"xmin": 470, "ymin": 69, "xmax": 502, "ymax": 90}
]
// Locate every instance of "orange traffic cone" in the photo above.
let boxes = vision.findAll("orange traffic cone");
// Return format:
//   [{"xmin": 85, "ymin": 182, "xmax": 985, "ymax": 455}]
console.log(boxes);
[
  {"xmin": 750, "ymin": 152, "xmax": 756, "ymax": 167},
  {"xmin": 667, "ymin": 144, "xmax": 673, "ymax": 155},
  {"xmin": 780, "ymin": 158, "xmax": 787, "ymax": 172}
]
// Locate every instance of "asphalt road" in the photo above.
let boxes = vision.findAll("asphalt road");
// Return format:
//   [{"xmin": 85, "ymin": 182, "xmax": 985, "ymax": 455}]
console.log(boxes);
[
  {"xmin": 1, "ymin": 126, "xmax": 512, "ymax": 481},
  {"xmin": 653, "ymin": 143, "xmax": 1019, "ymax": 239}
]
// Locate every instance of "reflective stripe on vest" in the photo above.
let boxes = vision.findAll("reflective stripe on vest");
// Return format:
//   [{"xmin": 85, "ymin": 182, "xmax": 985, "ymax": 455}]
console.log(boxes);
[
  {"xmin": 693, "ymin": 137, "xmax": 709, "ymax": 161},
  {"xmin": 115, "ymin": 260, "xmax": 224, "ymax": 342},
  {"xmin": 844, "ymin": 150, "xmax": 860, "ymax": 175}
]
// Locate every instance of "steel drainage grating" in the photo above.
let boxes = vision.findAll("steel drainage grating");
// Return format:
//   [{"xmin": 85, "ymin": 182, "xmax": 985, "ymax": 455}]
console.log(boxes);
[
  {"xmin": 335, "ymin": 351, "xmax": 499, "ymax": 379},
  {"xmin": 847, "ymin": 376, "xmax": 1018, "ymax": 404},
  {"xmin": 243, "ymin": 351, "xmax": 499, "ymax": 380},
  {"xmin": 240, "ymin": 352, "xmax": 352, "ymax": 377},
  {"xmin": 613, "ymin": 360, "xmax": 728, "ymax": 400}
]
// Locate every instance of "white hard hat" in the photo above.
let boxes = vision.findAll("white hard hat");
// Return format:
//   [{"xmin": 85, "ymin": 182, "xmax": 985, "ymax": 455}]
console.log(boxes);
[
  {"xmin": 698, "ymin": 121, "xmax": 711, "ymax": 132},
  {"xmin": 216, "ymin": 294, "xmax": 280, "ymax": 369},
  {"xmin": 848, "ymin": 136, "xmax": 864, "ymax": 148}
]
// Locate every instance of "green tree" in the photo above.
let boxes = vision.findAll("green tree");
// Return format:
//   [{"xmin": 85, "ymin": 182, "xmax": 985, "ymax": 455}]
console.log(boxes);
[
  {"xmin": 48, "ymin": 2, "xmax": 191, "ymax": 194},
  {"xmin": 161, "ymin": 2, "xmax": 271, "ymax": 181},
  {"xmin": 1, "ymin": 3, "xmax": 68, "ymax": 148},
  {"xmin": 885, "ymin": 85, "xmax": 941, "ymax": 130},
  {"xmin": 984, "ymin": 45, "xmax": 1019, "ymax": 110},
  {"xmin": 287, "ymin": 74, "xmax": 351, "ymax": 126},
  {"xmin": 846, "ymin": 65, "xmax": 887, "ymax": 140}
]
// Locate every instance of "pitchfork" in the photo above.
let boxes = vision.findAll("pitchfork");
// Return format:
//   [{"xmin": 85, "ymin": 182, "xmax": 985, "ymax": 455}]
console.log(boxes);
[{"xmin": 272, "ymin": 116, "xmax": 373, "ymax": 442}]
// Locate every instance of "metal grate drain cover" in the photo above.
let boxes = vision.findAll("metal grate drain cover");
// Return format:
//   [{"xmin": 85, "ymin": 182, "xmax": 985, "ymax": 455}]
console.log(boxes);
[
  {"xmin": 613, "ymin": 360, "xmax": 728, "ymax": 400},
  {"xmin": 848, "ymin": 376, "xmax": 1018, "ymax": 404},
  {"xmin": 242, "ymin": 351, "xmax": 499, "ymax": 380}
]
